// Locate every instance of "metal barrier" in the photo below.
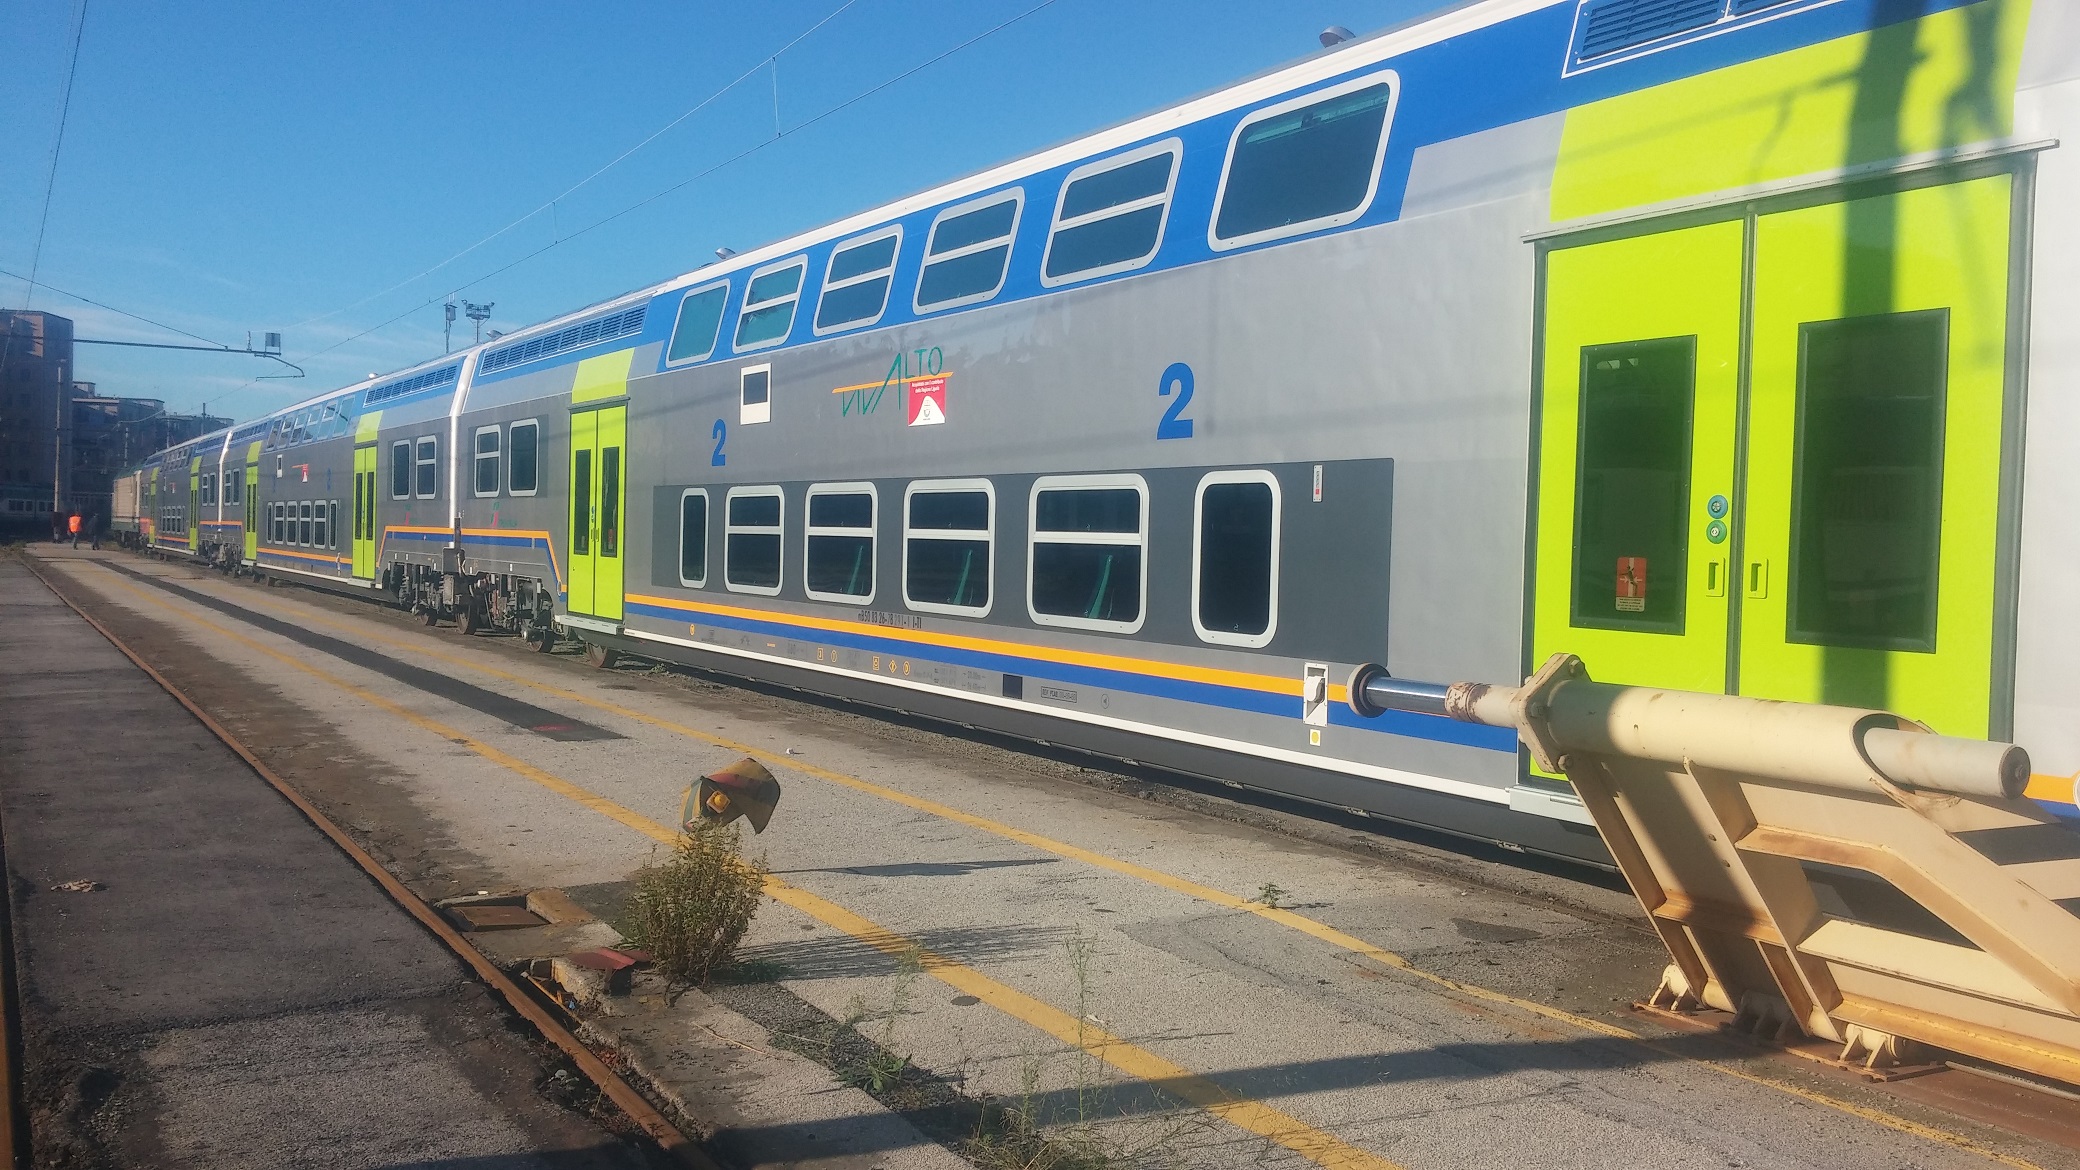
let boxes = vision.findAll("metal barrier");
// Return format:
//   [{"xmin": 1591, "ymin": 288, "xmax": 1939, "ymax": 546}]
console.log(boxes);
[{"xmin": 1347, "ymin": 654, "xmax": 2080, "ymax": 1085}]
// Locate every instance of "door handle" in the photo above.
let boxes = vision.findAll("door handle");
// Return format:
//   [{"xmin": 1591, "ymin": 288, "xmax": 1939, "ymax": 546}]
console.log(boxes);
[
  {"xmin": 1705, "ymin": 558, "xmax": 1727, "ymax": 598},
  {"xmin": 1745, "ymin": 559, "xmax": 1770, "ymax": 599}
]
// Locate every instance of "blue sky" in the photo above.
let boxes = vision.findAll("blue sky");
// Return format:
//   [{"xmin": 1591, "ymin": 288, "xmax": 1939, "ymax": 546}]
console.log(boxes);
[{"xmin": 4, "ymin": 1, "xmax": 1454, "ymax": 424}]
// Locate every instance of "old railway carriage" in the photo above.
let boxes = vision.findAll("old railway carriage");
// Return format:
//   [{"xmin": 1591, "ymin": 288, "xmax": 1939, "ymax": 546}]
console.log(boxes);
[{"xmin": 131, "ymin": 0, "xmax": 2080, "ymax": 865}]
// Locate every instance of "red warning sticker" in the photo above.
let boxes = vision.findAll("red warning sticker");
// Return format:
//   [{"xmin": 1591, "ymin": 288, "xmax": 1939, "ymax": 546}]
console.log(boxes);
[
  {"xmin": 907, "ymin": 377, "xmax": 946, "ymax": 427},
  {"xmin": 1616, "ymin": 556, "xmax": 1647, "ymax": 612}
]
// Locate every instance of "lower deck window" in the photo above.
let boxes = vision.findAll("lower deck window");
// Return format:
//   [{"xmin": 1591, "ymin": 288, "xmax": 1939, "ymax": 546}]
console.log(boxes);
[
  {"xmin": 725, "ymin": 488, "xmax": 783, "ymax": 593},
  {"xmin": 1194, "ymin": 473, "xmax": 1279, "ymax": 646},
  {"xmin": 679, "ymin": 489, "xmax": 709, "ymax": 587},
  {"xmin": 905, "ymin": 484, "xmax": 991, "ymax": 615},
  {"xmin": 1029, "ymin": 476, "xmax": 1145, "ymax": 631},
  {"xmin": 299, "ymin": 502, "xmax": 313, "ymax": 546},
  {"xmin": 804, "ymin": 486, "xmax": 875, "ymax": 602}
]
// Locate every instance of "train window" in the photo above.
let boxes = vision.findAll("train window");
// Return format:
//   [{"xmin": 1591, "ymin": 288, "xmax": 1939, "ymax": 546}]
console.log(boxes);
[
  {"xmin": 734, "ymin": 258, "xmax": 806, "ymax": 351},
  {"xmin": 814, "ymin": 229, "xmax": 902, "ymax": 334},
  {"xmin": 1028, "ymin": 474, "xmax": 1146, "ymax": 633},
  {"xmin": 313, "ymin": 499, "xmax": 329, "ymax": 550},
  {"xmin": 414, "ymin": 436, "xmax": 439, "ymax": 500},
  {"xmin": 271, "ymin": 502, "xmax": 284, "ymax": 543},
  {"xmin": 725, "ymin": 487, "xmax": 784, "ymax": 595},
  {"xmin": 1042, "ymin": 141, "xmax": 1180, "ymax": 285},
  {"xmin": 1571, "ymin": 337, "xmax": 1694, "ymax": 635},
  {"xmin": 299, "ymin": 501, "xmax": 313, "ymax": 546},
  {"xmin": 1788, "ymin": 310, "xmax": 1947, "ymax": 652},
  {"xmin": 678, "ymin": 489, "xmax": 709, "ymax": 588},
  {"xmin": 600, "ymin": 446, "xmax": 621, "ymax": 559},
  {"xmin": 201, "ymin": 472, "xmax": 214, "ymax": 505},
  {"xmin": 391, "ymin": 441, "xmax": 411, "ymax": 500},
  {"xmin": 666, "ymin": 281, "xmax": 729, "ymax": 364},
  {"xmin": 227, "ymin": 467, "xmax": 243, "ymax": 507},
  {"xmin": 804, "ymin": 484, "xmax": 876, "ymax": 603},
  {"xmin": 473, "ymin": 426, "xmax": 502, "ymax": 497},
  {"xmin": 1193, "ymin": 471, "xmax": 1280, "ymax": 647},
  {"xmin": 904, "ymin": 481, "xmax": 992, "ymax": 617},
  {"xmin": 740, "ymin": 365, "xmax": 771, "ymax": 426},
  {"xmin": 572, "ymin": 451, "xmax": 591, "ymax": 556},
  {"xmin": 508, "ymin": 420, "xmax": 539, "ymax": 495},
  {"xmin": 1210, "ymin": 74, "xmax": 1397, "ymax": 250},
  {"xmin": 330, "ymin": 501, "xmax": 340, "ymax": 549},
  {"xmin": 915, "ymin": 191, "xmax": 1022, "ymax": 312}
]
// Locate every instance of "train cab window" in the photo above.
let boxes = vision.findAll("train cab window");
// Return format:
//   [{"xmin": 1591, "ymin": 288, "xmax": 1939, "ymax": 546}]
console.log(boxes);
[
  {"xmin": 1211, "ymin": 74, "xmax": 1397, "ymax": 250},
  {"xmin": 915, "ymin": 191, "xmax": 1022, "ymax": 312},
  {"xmin": 814, "ymin": 229, "xmax": 901, "ymax": 334},
  {"xmin": 508, "ymin": 420, "xmax": 539, "ymax": 495},
  {"xmin": 391, "ymin": 440, "xmax": 411, "ymax": 500},
  {"xmin": 678, "ymin": 489, "xmax": 709, "ymax": 588},
  {"xmin": 1043, "ymin": 141, "xmax": 1179, "ymax": 285},
  {"xmin": 299, "ymin": 501, "xmax": 313, "ymax": 546},
  {"xmin": 734, "ymin": 258, "xmax": 806, "ymax": 351},
  {"xmin": 1789, "ymin": 310, "xmax": 1947, "ymax": 652},
  {"xmin": 725, "ymin": 487, "xmax": 784, "ymax": 595},
  {"xmin": 1193, "ymin": 471, "xmax": 1280, "ymax": 647},
  {"xmin": 804, "ymin": 485, "xmax": 875, "ymax": 603},
  {"xmin": 473, "ymin": 426, "xmax": 501, "ymax": 497},
  {"xmin": 904, "ymin": 481, "xmax": 992, "ymax": 616},
  {"xmin": 1028, "ymin": 475, "xmax": 1146, "ymax": 633},
  {"xmin": 414, "ymin": 436, "xmax": 439, "ymax": 500},
  {"xmin": 667, "ymin": 281, "xmax": 729, "ymax": 364},
  {"xmin": 313, "ymin": 500, "xmax": 329, "ymax": 549}
]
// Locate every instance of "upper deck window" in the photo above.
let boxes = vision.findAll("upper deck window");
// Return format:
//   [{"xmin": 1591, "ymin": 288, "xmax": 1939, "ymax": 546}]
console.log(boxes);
[
  {"xmin": 814, "ymin": 229, "xmax": 902, "ymax": 334},
  {"xmin": 915, "ymin": 191, "xmax": 1022, "ymax": 312},
  {"xmin": 667, "ymin": 281, "xmax": 729, "ymax": 364},
  {"xmin": 1210, "ymin": 73, "xmax": 1398, "ymax": 250},
  {"xmin": 1042, "ymin": 141, "xmax": 1180, "ymax": 286},
  {"xmin": 734, "ymin": 259, "xmax": 806, "ymax": 351}
]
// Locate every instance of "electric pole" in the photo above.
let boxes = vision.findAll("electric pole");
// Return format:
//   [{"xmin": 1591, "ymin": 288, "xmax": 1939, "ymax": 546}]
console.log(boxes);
[{"xmin": 465, "ymin": 301, "xmax": 493, "ymax": 345}]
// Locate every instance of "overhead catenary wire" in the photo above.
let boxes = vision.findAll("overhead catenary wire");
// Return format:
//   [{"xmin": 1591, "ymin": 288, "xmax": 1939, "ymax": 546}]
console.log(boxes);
[
  {"xmin": 0, "ymin": 265, "xmax": 232, "ymax": 350},
  {"xmin": 288, "ymin": 0, "xmax": 1062, "ymax": 374},
  {"xmin": 286, "ymin": 0, "xmax": 862, "ymax": 333},
  {"xmin": 21, "ymin": 0, "xmax": 91, "ymax": 310}
]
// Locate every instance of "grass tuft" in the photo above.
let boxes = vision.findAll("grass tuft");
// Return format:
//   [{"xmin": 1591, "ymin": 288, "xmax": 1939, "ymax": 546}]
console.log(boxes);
[{"xmin": 617, "ymin": 821, "xmax": 767, "ymax": 986}]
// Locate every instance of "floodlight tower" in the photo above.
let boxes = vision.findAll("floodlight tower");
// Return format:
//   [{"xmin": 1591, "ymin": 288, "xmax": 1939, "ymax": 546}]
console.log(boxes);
[{"xmin": 465, "ymin": 301, "xmax": 494, "ymax": 345}]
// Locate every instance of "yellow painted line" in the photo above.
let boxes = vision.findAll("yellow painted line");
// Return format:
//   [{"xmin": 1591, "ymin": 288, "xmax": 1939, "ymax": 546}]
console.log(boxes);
[
  {"xmin": 78, "ymin": 565, "xmax": 1406, "ymax": 1170},
  {"xmin": 628, "ymin": 591, "xmax": 1343, "ymax": 700},
  {"xmin": 109, "ymin": 565, "xmax": 2058, "ymax": 1169},
  {"xmin": 828, "ymin": 371, "xmax": 956, "ymax": 395}
]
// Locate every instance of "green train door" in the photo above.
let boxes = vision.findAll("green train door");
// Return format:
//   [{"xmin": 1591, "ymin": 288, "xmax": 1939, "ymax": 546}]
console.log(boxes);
[
  {"xmin": 567, "ymin": 405, "xmax": 626, "ymax": 621},
  {"xmin": 1531, "ymin": 221, "xmax": 1744, "ymax": 695},
  {"xmin": 1737, "ymin": 177, "xmax": 2011, "ymax": 735},
  {"xmin": 188, "ymin": 457, "xmax": 202, "ymax": 549},
  {"xmin": 244, "ymin": 444, "xmax": 260, "ymax": 561},
  {"xmin": 1534, "ymin": 176, "xmax": 2013, "ymax": 737},
  {"xmin": 352, "ymin": 444, "xmax": 378, "ymax": 578}
]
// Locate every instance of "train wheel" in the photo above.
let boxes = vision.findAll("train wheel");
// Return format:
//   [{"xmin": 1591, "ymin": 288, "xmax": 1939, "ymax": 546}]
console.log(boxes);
[
  {"xmin": 421, "ymin": 607, "xmax": 440, "ymax": 627},
  {"xmin": 583, "ymin": 641, "xmax": 617, "ymax": 670},
  {"xmin": 458, "ymin": 605, "xmax": 481, "ymax": 636},
  {"xmin": 530, "ymin": 626, "xmax": 557, "ymax": 653}
]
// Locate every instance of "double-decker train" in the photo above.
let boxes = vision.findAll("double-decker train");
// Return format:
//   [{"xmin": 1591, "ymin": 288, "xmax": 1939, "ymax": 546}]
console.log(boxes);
[{"xmin": 115, "ymin": 0, "xmax": 2080, "ymax": 865}]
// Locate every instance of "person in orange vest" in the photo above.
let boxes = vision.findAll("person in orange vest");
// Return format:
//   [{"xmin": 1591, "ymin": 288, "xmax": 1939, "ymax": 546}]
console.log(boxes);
[{"xmin": 68, "ymin": 512, "xmax": 82, "ymax": 549}]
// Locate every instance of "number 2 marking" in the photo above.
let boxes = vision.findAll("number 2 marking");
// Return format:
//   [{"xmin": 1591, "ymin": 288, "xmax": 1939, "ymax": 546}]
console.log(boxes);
[
  {"xmin": 710, "ymin": 418, "xmax": 727, "ymax": 467},
  {"xmin": 1157, "ymin": 362, "xmax": 1195, "ymax": 440}
]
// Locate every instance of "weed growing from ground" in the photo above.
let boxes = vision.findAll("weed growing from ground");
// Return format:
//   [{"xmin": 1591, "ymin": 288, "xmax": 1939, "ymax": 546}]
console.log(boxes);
[
  {"xmin": 616, "ymin": 820, "xmax": 767, "ymax": 985},
  {"xmin": 1254, "ymin": 882, "xmax": 1286, "ymax": 909}
]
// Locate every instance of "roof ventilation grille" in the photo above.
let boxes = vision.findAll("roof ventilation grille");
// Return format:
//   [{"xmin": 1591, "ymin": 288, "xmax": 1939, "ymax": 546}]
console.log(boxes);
[
  {"xmin": 364, "ymin": 363, "xmax": 461, "ymax": 406},
  {"xmin": 1576, "ymin": 0, "xmax": 1723, "ymax": 61},
  {"xmin": 479, "ymin": 305, "xmax": 648, "ymax": 375}
]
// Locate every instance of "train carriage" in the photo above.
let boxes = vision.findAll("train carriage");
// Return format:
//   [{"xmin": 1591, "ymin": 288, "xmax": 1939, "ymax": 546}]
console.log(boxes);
[{"xmin": 129, "ymin": 0, "xmax": 2080, "ymax": 865}]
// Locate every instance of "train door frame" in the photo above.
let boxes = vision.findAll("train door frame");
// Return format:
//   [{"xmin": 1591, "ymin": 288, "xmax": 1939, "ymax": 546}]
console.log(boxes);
[
  {"xmin": 244, "ymin": 442, "xmax": 260, "ymax": 562},
  {"xmin": 187, "ymin": 456, "xmax": 201, "ymax": 551},
  {"xmin": 1527, "ymin": 155, "xmax": 2034, "ymax": 740},
  {"xmin": 566, "ymin": 403, "xmax": 627, "ymax": 622},
  {"xmin": 352, "ymin": 443, "xmax": 378, "ymax": 579}
]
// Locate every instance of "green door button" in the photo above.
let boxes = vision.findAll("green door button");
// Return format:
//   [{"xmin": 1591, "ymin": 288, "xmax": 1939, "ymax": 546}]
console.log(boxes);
[{"xmin": 1706, "ymin": 519, "xmax": 1728, "ymax": 544}]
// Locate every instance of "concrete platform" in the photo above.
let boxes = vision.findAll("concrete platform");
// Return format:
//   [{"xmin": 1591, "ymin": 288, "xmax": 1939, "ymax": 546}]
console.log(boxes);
[{"xmin": 0, "ymin": 555, "xmax": 664, "ymax": 1169}]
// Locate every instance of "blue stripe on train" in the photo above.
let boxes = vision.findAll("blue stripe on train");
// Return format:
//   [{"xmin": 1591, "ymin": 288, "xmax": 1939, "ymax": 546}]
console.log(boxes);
[{"xmin": 625, "ymin": 600, "xmax": 1517, "ymax": 754}]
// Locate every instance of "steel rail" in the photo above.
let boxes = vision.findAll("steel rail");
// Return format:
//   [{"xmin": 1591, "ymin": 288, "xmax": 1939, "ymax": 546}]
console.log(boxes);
[{"xmin": 20, "ymin": 555, "xmax": 717, "ymax": 1170}]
